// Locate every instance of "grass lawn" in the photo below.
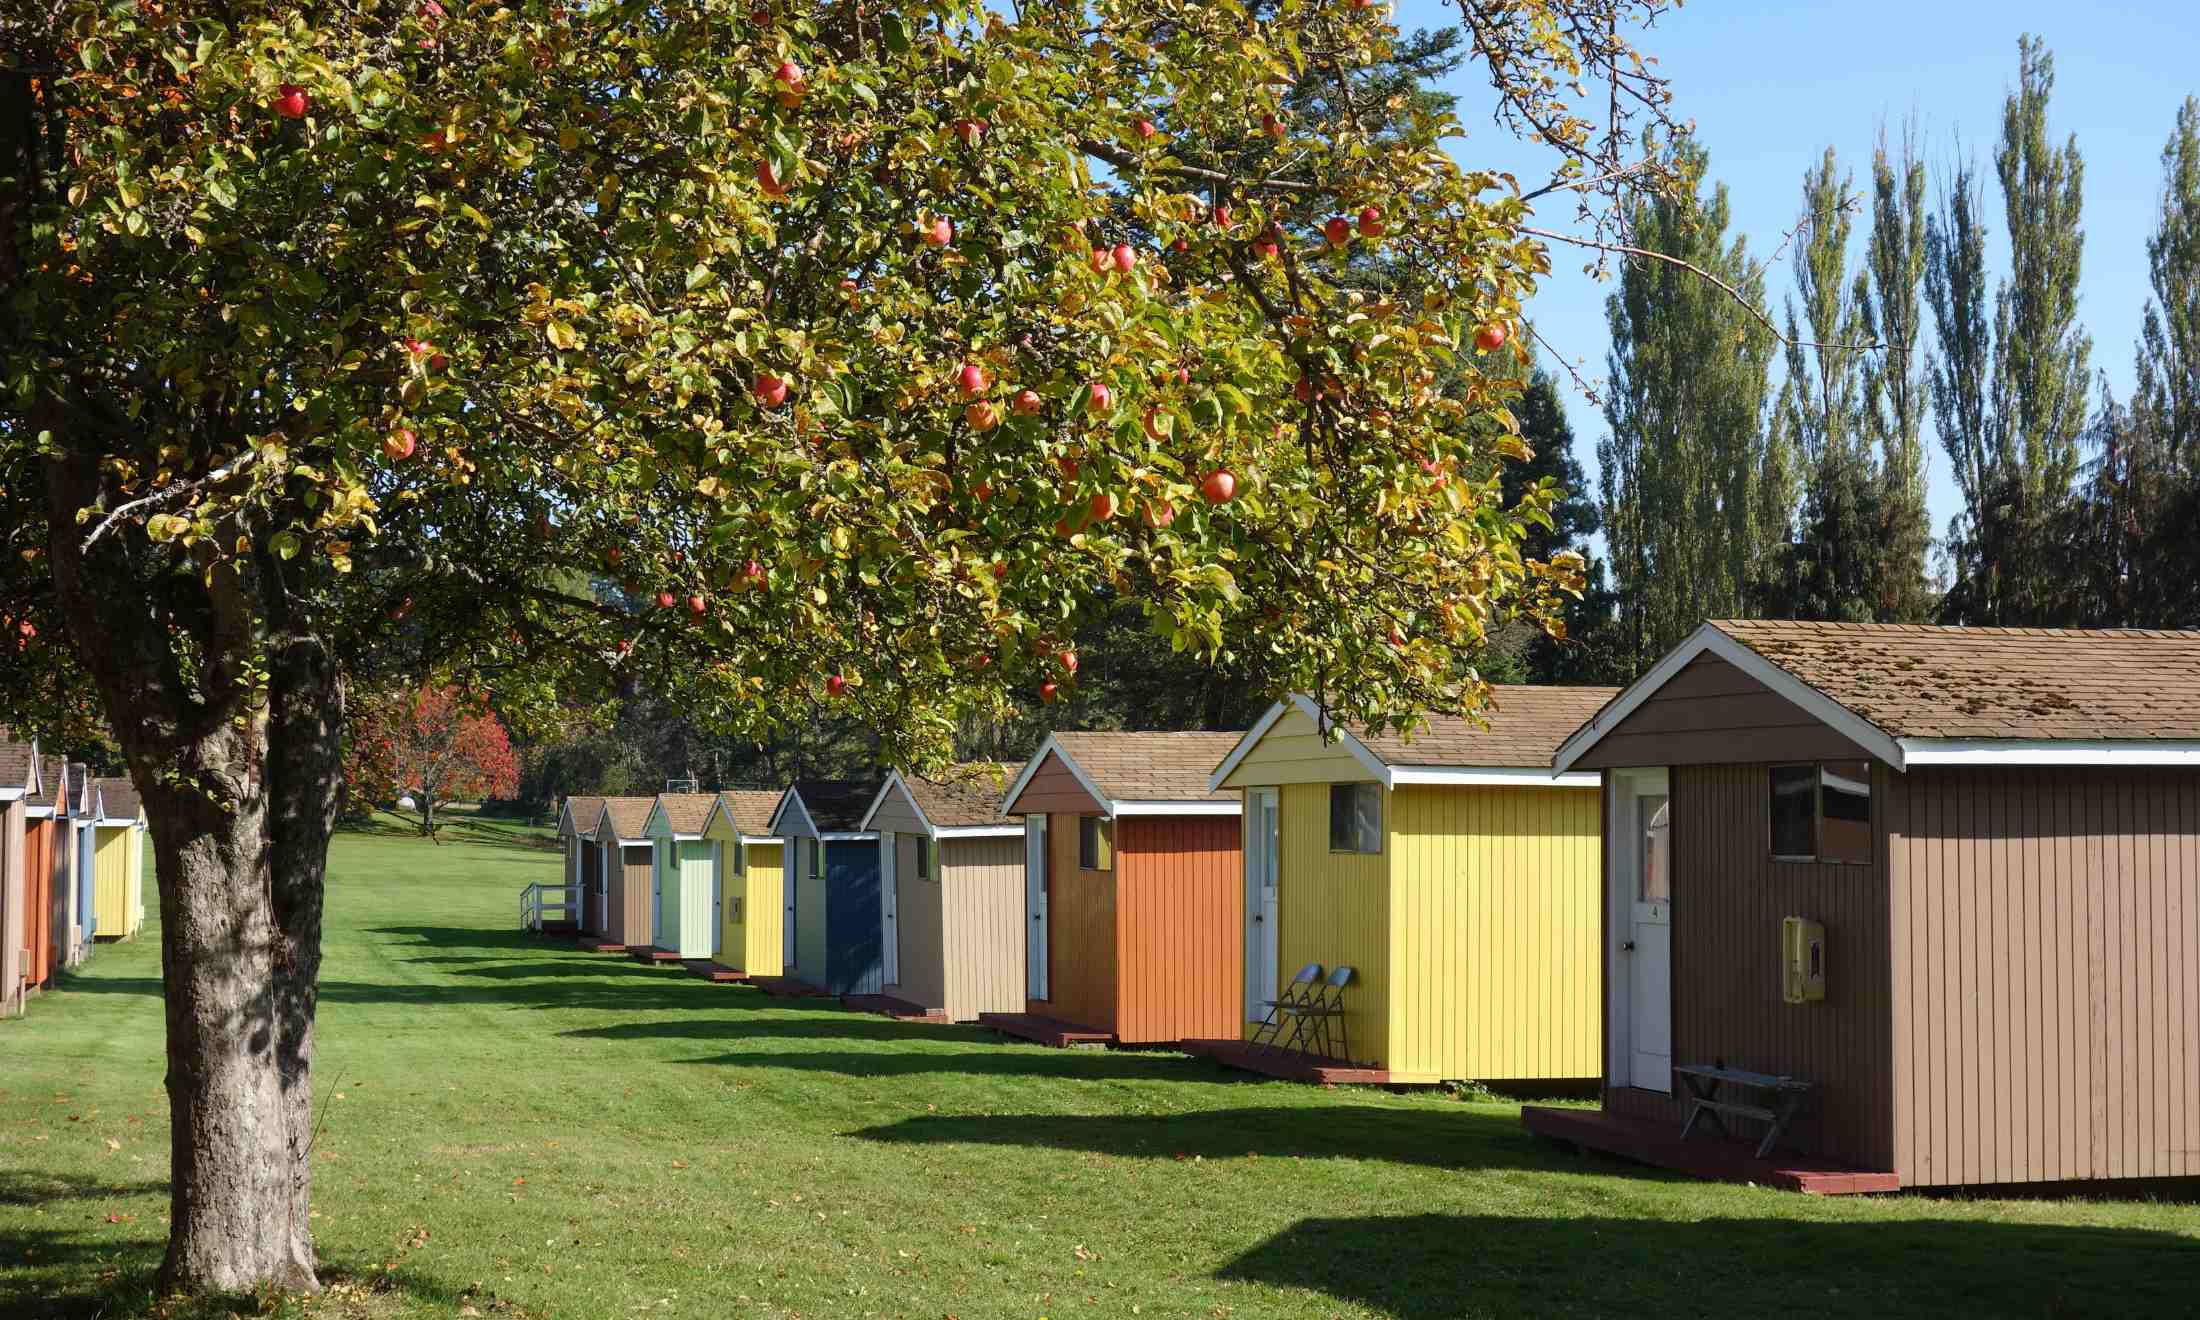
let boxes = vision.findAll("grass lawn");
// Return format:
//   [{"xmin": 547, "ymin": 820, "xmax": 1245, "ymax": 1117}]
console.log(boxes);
[{"xmin": 4, "ymin": 809, "xmax": 2199, "ymax": 1318}]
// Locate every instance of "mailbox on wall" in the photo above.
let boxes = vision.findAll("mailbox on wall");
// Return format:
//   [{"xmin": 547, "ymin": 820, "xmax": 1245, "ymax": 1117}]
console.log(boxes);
[{"xmin": 1782, "ymin": 915, "xmax": 1826, "ymax": 1004}]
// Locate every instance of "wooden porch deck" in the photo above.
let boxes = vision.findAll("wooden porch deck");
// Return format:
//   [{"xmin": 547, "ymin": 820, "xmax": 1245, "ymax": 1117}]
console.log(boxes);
[
  {"xmin": 1180, "ymin": 1038, "xmax": 1393, "ymax": 1085},
  {"xmin": 750, "ymin": 976, "xmax": 832, "ymax": 998},
  {"xmin": 681, "ymin": 960, "xmax": 748, "ymax": 983},
  {"xmin": 977, "ymin": 1012, "xmax": 1114, "ymax": 1047},
  {"xmin": 843, "ymin": 993, "xmax": 950, "ymax": 1023},
  {"xmin": 1521, "ymin": 1105, "xmax": 1900, "ymax": 1195},
  {"xmin": 627, "ymin": 946, "xmax": 683, "ymax": 966},
  {"xmin": 576, "ymin": 937, "xmax": 628, "ymax": 953}
]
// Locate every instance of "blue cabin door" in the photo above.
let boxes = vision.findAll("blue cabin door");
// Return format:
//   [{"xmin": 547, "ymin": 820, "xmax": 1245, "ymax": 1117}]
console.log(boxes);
[{"xmin": 823, "ymin": 840, "xmax": 884, "ymax": 995}]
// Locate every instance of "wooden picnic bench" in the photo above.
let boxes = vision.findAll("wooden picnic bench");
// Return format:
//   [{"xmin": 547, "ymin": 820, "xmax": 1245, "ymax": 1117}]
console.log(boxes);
[{"xmin": 1674, "ymin": 1063, "xmax": 1815, "ymax": 1159}]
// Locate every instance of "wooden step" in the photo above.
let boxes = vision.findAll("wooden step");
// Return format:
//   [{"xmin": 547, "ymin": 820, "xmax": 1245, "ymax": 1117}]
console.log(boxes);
[
  {"xmin": 682, "ymin": 960, "xmax": 748, "ymax": 983},
  {"xmin": 627, "ymin": 946, "xmax": 683, "ymax": 965},
  {"xmin": 844, "ymin": 993, "xmax": 950, "ymax": 1023}
]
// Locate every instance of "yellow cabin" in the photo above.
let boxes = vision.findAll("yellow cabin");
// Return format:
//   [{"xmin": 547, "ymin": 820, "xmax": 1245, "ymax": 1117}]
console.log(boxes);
[
  {"xmin": 90, "ymin": 776, "xmax": 147, "ymax": 941},
  {"xmin": 1208, "ymin": 688, "xmax": 1615, "ymax": 1084},
  {"xmin": 703, "ymin": 790, "xmax": 786, "ymax": 979}
]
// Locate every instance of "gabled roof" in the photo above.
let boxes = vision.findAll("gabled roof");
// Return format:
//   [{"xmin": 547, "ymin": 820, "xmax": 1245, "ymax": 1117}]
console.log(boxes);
[
  {"xmin": 770, "ymin": 779, "xmax": 880, "ymax": 836},
  {"xmin": 1555, "ymin": 620, "xmax": 2200, "ymax": 774},
  {"xmin": 861, "ymin": 763, "xmax": 1021, "ymax": 837},
  {"xmin": 595, "ymin": 796, "xmax": 657, "ymax": 841},
  {"xmin": 645, "ymin": 792, "xmax": 718, "ymax": 838},
  {"xmin": 1211, "ymin": 689, "xmax": 1616, "ymax": 791},
  {"xmin": 708, "ymin": 789, "xmax": 785, "ymax": 842},
  {"xmin": 1002, "ymin": 731, "xmax": 1243, "ymax": 817},
  {"xmin": 557, "ymin": 794, "xmax": 606, "ymax": 838},
  {"xmin": 69, "ymin": 763, "xmax": 95, "ymax": 817},
  {"xmin": 33, "ymin": 755, "xmax": 69, "ymax": 815},
  {"xmin": 0, "ymin": 729, "xmax": 37, "ymax": 799},
  {"xmin": 92, "ymin": 776, "xmax": 142, "ymax": 823}
]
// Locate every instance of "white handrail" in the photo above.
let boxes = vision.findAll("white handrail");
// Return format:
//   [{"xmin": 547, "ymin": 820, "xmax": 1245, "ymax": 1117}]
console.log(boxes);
[{"xmin": 520, "ymin": 882, "xmax": 584, "ymax": 931}]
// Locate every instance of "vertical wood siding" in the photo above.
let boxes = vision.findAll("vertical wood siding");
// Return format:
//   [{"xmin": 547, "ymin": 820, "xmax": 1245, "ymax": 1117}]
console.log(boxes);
[
  {"xmin": 600, "ymin": 840, "xmax": 653, "ymax": 947},
  {"xmin": 1890, "ymin": 766, "xmax": 2200, "ymax": 1187},
  {"xmin": 1612, "ymin": 763, "xmax": 1896, "ymax": 1167},
  {"xmin": 1268, "ymin": 783, "xmax": 1392, "ymax": 1070},
  {"xmin": 722, "ymin": 841, "xmax": 784, "ymax": 976},
  {"xmin": 676, "ymin": 840, "xmax": 717, "ymax": 959},
  {"xmin": 1114, "ymin": 815, "xmax": 1243, "ymax": 1044},
  {"xmin": 2, "ymin": 802, "xmax": 21, "ymax": 1013},
  {"xmin": 1033, "ymin": 810, "xmax": 1117, "ymax": 1030},
  {"xmin": 794, "ymin": 837, "xmax": 828, "ymax": 982},
  {"xmin": 24, "ymin": 819, "xmax": 54, "ymax": 988},
  {"xmin": 823, "ymin": 840, "xmax": 884, "ymax": 996},
  {"xmin": 1388, "ymin": 785, "xmax": 1601, "ymax": 1082},
  {"xmin": 867, "ymin": 792, "xmax": 928, "ymax": 836},
  {"xmin": 93, "ymin": 824, "xmax": 137, "ymax": 939},
  {"xmin": 1574, "ymin": 654, "xmax": 1875, "ymax": 769},
  {"xmin": 892, "ymin": 832, "xmax": 947, "ymax": 1011},
  {"xmin": 1217, "ymin": 705, "xmax": 1369, "ymax": 788},
  {"xmin": 939, "ymin": 835, "xmax": 1028, "ymax": 1021},
  {"xmin": 1008, "ymin": 754, "xmax": 1107, "ymax": 815}
]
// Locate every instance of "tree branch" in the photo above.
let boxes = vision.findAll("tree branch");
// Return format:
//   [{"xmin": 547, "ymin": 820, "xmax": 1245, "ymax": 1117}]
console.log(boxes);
[{"xmin": 81, "ymin": 450, "xmax": 260, "ymax": 550}]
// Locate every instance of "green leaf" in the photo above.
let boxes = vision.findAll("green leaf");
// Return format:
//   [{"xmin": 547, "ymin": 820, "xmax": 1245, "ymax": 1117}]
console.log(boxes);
[
  {"xmin": 271, "ymin": 530, "xmax": 302, "ymax": 561},
  {"xmin": 685, "ymin": 263, "xmax": 715, "ymax": 291},
  {"xmin": 882, "ymin": 13, "xmax": 912, "ymax": 54}
]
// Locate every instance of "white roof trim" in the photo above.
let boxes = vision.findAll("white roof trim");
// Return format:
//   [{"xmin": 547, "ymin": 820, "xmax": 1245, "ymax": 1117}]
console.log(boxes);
[
  {"xmin": 1389, "ymin": 767, "xmax": 1602, "ymax": 788},
  {"xmin": 820, "ymin": 830, "xmax": 878, "ymax": 842},
  {"xmin": 738, "ymin": 833, "xmax": 779, "ymax": 846},
  {"xmin": 1552, "ymin": 622, "xmax": 1907, "ymax": 774},
  {"xmin": 936, "ymin": 824, "xmax": 1024, "ymax": 839},
  {"xmin": 1898, "ymin": 739, "xmax": 2200, "ymax": 767},
  {"xmin": 0, "ymin": 788, "xmax": 24, "ymax": 801},
  {"xmin": 1113, "ymin": 799, "xmax": 1242, "ymax": 817},
  {"xmin": 1207, "ymin": 700, "xmax": 1292, "ymax": 792},
  {"xmin": 95, "ymin": 815, "xmax": 141, "ymax": 827},
  {"xmin": 1207, "ymin": 693, "xmax": 1404, "ymax": 790},
  {"xmin": 26, "ymin": 804, "xmax": 56, "ymax": 818},
  {"xmin": 1001, "ymin": 733, "xmax": 1116, "ymax": 817}
]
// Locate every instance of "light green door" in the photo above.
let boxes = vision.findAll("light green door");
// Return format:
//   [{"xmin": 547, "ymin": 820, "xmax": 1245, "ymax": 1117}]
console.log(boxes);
[{"xmin": 678, "ymin": 841, "xmax": 718, "ymax": 960}]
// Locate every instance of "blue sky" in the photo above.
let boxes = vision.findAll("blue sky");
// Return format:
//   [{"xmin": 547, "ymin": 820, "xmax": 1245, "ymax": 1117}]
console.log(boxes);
[{"xmin": 1391, "ymin": 0, "xmax": 2196, "ymax": 548}]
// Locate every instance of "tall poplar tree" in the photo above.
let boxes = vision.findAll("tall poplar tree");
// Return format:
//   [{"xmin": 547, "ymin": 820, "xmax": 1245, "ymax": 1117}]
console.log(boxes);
[
  {"xmin": 1598, "ymin": 139, "xmax": 1783, "ymax": 674},
  {"xmin": 1858, "ymin": 127, "xmax": 1936, "ymax": 619}
]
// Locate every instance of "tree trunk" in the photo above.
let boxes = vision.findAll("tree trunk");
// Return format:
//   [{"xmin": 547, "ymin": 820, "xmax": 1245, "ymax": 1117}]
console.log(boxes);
[
  {"xmin": 42, "ymin": 443, "xmax": 342, "ymax": 1295},
  {"xmin": 419, "ymin": 791, "xmax": 437, "ymax": 837}
]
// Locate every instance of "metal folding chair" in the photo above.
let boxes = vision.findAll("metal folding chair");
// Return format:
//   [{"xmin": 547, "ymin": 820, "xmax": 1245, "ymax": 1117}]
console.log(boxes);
[
  {"xmin": 1251, "ymin": 962, "xmax": 1324, "ymax": 1052},
  {"xmin": 1284, "ymin": 965, "xmax": 1355, "ymax": 1062}
]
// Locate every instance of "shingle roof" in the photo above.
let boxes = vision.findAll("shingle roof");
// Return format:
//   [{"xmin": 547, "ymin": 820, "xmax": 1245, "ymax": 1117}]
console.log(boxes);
[
  {"xmin": 652, "ymin": 792, "xmax": 718, "ymax": 835},
  {"xmin": 597, "ymin": 796, "xmax": 656, "ymax": 840},
  {"xmin": 1345, "ymin": 686, "xmax": 1622, "ymax": 768},
  {"xmin": 70, "ymin": 763, "xmax": 94, "ymax": 815},
  {"xmin": 559, "ymin": 794, "xmax": 606, "ymax": 837},
  {"xmin": 789, "ymin": 779, "xmax": 881, "ymax": 833},
  {"xmin": 716, "ymin": 789, "xmax": 783, "ymax": 837},
  {"xmin": 1712, "ymin": 620, "xmax": 2200, "ymax": 741},
  {"xmin": 0, "ymin": 729, "xmax": 35, "ymax": 793},
  {"xmin": 1050, "ymin": 731, "xmax": 1244, "ymax": 804},
  {"xmin": 897, "ymin": 762, "xmax": 1017, "ymax": 829},
  {"xmin": 39, "ymin": 756, "xmax": 68, "ymax": 810},
  {"xmin": 94, "ymin": 776, "xmax": 141, "ymax": 820}
]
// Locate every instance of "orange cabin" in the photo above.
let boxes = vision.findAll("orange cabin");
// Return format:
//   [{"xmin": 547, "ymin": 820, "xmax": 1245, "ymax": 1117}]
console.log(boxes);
[{"xmin": 995, "ymin": 731, "xmax": 1245, "ymax": 1046}]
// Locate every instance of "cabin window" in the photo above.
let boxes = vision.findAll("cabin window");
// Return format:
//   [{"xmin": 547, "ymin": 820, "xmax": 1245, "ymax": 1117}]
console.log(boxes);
[
  {"xmin": 808, "ymin": 838, "xmax": 823, "ymax": 880},
  {"xmin": 914, "ymin": 835, "xmax": 935, "ymax": 882},
  {"xmin": 1078, "ymin": 816, "xmax": 1113, "ymax": 871},
  {"xmin": 1329, "ymin": 783, "xmax": 1382, "ymax": 854},
  {"xmin": 731, "ymin": 841, "xmax": 746, "ymax": 876},
  {"xmin": 1769, "ymin": 761, "xmax": 1873, "ymax": 865}
]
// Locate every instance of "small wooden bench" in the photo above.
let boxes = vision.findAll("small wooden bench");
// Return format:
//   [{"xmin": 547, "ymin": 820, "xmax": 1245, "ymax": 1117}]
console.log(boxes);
[{"xmin": 1674, "ymin": 1063, "xmax": 1815, "ymax": 1159}]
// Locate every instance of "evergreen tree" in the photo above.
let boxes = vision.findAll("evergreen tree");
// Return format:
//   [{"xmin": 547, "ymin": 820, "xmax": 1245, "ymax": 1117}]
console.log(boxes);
[
  {"xmin": 2137, "ymin": 97, "xmax": 2200, "ymax": 468},
  {"xmin": 1925, "ymin": 155, "xmax": 1996, "ymax": 607},
  {"xmin": 1858, "ymin": 126, "xmax": 1937, "ymax": 619},
  {"xmin": 1503, "ymin": 370, "xmax": 1624, "ymax": 682},
  {"xmin": 1598, "ymin": 139, "xmax": 1783, "ymax": 675}
]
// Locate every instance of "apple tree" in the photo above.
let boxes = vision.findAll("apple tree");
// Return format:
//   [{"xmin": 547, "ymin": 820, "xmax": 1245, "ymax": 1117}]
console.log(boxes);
[{"xmin": 0, "ymin": 0, "xmax": 1663, "ymax": 1297}]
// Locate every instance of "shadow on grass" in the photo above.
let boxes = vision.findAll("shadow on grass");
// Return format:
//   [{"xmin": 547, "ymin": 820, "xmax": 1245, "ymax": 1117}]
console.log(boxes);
[
  {"xmin": 854, "ymin": 1103, "xmax": 1555, "ymax": 1170},
  {"xmin": 675, "ymin": 1046, "xmax": 1236, "ymax": 1083},
  {"xmin": 1217, "ymin": 1213, "xmax": 2200, "ymax": 1318}
]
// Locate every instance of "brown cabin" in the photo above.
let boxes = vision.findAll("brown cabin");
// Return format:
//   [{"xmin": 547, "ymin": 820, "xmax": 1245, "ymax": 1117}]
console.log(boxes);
[
  {"xmin": 1537, "ymin": 620, "xmax": 2200, "ymax": 1190},
  {"xmin": 0, "ymin": 731, "xmax": 35, "ymax": 1017},
  {"xmin": 590, "ymin": 797, "xmax": 658, "ymax": 953},
  {"xmin": 556, "ymin": 794, "xmax": 607, "ymax": 938},
  {"xmin": 995, "ymin": 731, "xmax": 1245, "ymax": 1046}
]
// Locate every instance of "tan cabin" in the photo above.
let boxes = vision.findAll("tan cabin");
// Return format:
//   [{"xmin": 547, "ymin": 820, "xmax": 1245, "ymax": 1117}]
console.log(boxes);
[
  {"xmin": 857, "ymin": 763, "xmax": 1026, "ymax": 1022},
  {"xmin": 590, "ymin": 797, "xmax": 658, "ymax": 953}
]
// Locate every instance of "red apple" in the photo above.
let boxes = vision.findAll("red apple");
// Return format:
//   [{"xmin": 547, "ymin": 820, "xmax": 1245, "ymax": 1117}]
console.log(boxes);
[
  {"xmin": 1261, "ymin": 112, "xmax": 1284, "ymax": 138},
  {"xmin": 1252, "ymin": 236, "xmax": 1280, "ymax": 262},
  {"xmin": 973, "ymin": 480, "xmax": 994, "ymax": 501},
  {"xmin": 1474, "ymin": 322, "xmax": 1508, "ymax": 353},
  {"xmin": 606, "ymin": 546, "xmax": 624, "ymax": 566},
  {"xmin": 1086, "ymin": 382, "xmax": 1113, "ymax": 415},
  {"xmin": 838, "ymin": 278, "xmax": 859, "ymax": 295},
  {"xmin": 957, "ymin": 362, "xmax": 988, "ymax": 396},
  {"xmin": 404, "ymin": 337, "xmax": 430, "ymax": 356},
  {"xmin": 616, "ymin": 638, "xmax": 632, "ymax": 654},
  {"xmin": 1142, "ymin": 408, "xmax": 1169, "ymax": 442},
  {"xmin": 922, "ymin": 215, "xmax": 954, "ymax": 247},
  {"xmin": 687, "ymin": 594, "xmax": 708, "ymax": 617},
  {"xmin": 826, "ymin": 673, "xmax": 847, "ymax": 698},
  {"xmin": 1324, "ymin": 216, "xmax": 1350, "ymax": 246},
  {"xmin": 954, "ymin": 118, "xmax": 985, "ymax": 146},
  {"xmin": 1293, "ymin": 378, "xmax": 1312, "ymax": 403},
  {"xmin": 739, "ymin": 559, "xmax": 766, "ymax": 588},
  {"xmin": 656, "ymin": 591, "xmax": 677, "ymax": 609},
  {"xmin": 1213, "ymin": 205, "xmax": 1233, "ymax": 229},
  {"xmin": 1088, "ymin": 492, "xmax": 1119, "ymax": 521},
  {"xmin": 1089, "ymin": 247, "xmax": 1112, "ymax": 274},
  {"xmin": 1172, "ymin": 366, "xmax": 1191, "ymax": 387},
  {"xmin": 1057, "ymin": 456, "xmax": 1081, "ymax": 480},
  {"xmin": 383, "ymin": 428, "xmax": 417, "ymax": 461},
  {"xmin": 1389, "ymin": 624, "xmax": 1406, "ymax": 648},
  {"xmin": 1010, "ymin": 388, "xmax": 1044, "ymax": 416},
  {"xmin": 427, "ymin": 352, "xmax": 449, "ymax": 373},
  {"xmin": 1200, "ymin": 469, "xmax": 1237, "ymax": 503},
  {"xmin": 1134, "ymin": 118, "xmax": 1158, "ymax": 139},
  {"xmin": 1111, "ymin": 243, "xmax": 1137, "ymax": 272},
  {"xmin": 757, "ymin": 159, "xmax": 788, "ymax": 198},
  {"xmin": 273, "ymin": 83, "xmax": 309, "ymax": 120},
  {"xmin": 992, "ymin": 561, "xmax": 1009, "ymax": 579},
  {"xmin": 1142, "ymin": 498, "xmax": 1177, "ymax": 529},
  {"xmin": 1171, "ymin": 238, "xmax": 1189, "ymax": 253},
  {"xmin": 773, "ymin": 60, "xmax": 806, "ymax": 92},
  {"xmin": 1058, "ymin": 649, "xmax": 1080, "ymax": 674},
  {"xmin": 965, "ymin": 401, "xmax": 1000, "ymax": 431},
  {"xmin": 754, "ymin": 373, "xmax": 789, "ymax": 406},
  {"xmin": 1040, "ymin": 680, "xmax": 1060, "ymax": 703},
  {"xmin": 1357, "ymin": 205, "xmax": 1385, "ymax": 237}
]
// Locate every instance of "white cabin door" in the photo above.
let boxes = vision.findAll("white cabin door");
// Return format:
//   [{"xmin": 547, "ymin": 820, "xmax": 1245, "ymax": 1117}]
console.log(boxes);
[
  {"xmin": 1627, "ymin": 783, "xmax": 1673, "ymax": 1092},
  {"xmin": 712, "ymin": 844, "xmax": 724, "ymax": 957},
  {"xmin": 1025, "ymin": 816, "xmax": 1049, "ymax": 1000},
  {"xmin": 879, "ymin": 833, "xmax": 900, "ymax": 987},
  {"xmin": 783, "ymin": 840, "xmax": 800, "ymax": 967},
  {"xmin": 598, "ymin": 842, "xmax": 611, "ymax": 931},
  {"xmin": 651, "ymin": 844, "xmax": 665, "ymax": 946},
  {"xmin": 1244, "ymin": 788, "xmax": 1280, "ymax": 1020}
]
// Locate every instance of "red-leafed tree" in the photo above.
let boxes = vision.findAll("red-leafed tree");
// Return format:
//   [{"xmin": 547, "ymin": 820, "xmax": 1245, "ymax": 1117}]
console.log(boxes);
[{"xmin": 345, "ymin": 686, "xmax": 520, "ymax": 837}]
